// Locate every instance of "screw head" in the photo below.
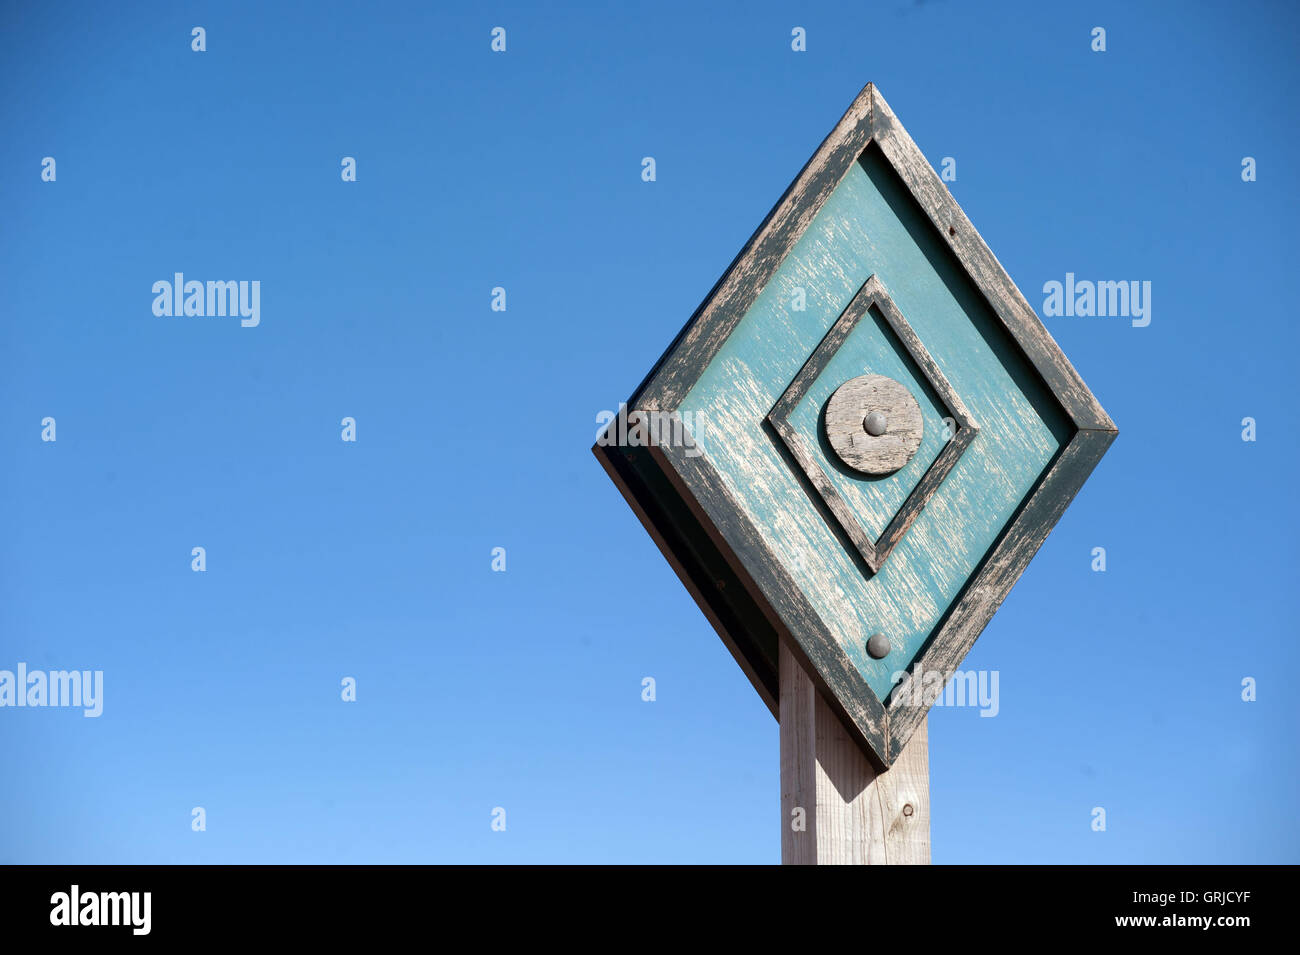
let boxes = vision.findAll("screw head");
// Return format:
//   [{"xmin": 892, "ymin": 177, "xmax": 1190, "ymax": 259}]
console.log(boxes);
[
  {"xmin": 866, "ymin": 632, "xmax": 890, "ymax": 659},
  {"xmin": 863, "ymin": 411, "xmax": 888, "ymax": 436}
]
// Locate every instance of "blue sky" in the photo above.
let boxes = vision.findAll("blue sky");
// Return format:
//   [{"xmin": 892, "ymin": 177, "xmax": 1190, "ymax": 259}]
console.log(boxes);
[{"xmin": 1, "ymin": 0, "xmax": 1296, "ymax": 863}]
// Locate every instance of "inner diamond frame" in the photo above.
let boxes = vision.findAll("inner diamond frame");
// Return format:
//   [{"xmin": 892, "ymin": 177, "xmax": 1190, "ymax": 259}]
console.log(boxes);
[{"xmin": 767, "ymin": 274, "xmax": 979, "ymax": 574}]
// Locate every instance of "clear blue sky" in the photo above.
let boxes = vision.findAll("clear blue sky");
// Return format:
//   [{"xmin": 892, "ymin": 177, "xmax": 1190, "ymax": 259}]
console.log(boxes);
[{"xmin": 1, "ymin": 0, "xmax": 1296, "ymax": 864}]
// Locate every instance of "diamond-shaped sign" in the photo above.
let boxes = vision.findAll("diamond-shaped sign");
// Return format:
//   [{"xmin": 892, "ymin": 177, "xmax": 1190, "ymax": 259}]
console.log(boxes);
[
  {"xmin": 594, "ymin": 84, "xmax": 1117, "ymax": 768},
  {"xmin": 767, "ymin": 273, "xmax": 978, "ymax": 574}
]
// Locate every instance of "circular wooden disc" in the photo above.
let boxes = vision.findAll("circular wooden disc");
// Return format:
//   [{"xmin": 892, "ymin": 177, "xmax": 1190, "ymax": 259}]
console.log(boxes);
[{"xmin": 824, "ymin": 374, "xmax": 923, "ymax": 475}]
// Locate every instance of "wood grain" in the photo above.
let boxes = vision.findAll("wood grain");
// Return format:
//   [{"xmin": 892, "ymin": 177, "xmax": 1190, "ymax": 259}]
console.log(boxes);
[
  {"xmin": 765, "ymin": 274, "xmax": 978, "ymax": 576},
  {"xmin": 781, "ymin": 640, "xmax": 930, "ymax": 864},
  {"xmin": 825, "ymin": 374, "xmax": 924, "ymax": 475}
]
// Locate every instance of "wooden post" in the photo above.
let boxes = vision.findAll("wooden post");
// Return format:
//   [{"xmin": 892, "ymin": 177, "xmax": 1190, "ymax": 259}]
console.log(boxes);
[{"xmin": 780, "ymin": 640, "xmax": 930, "ymax": 864}]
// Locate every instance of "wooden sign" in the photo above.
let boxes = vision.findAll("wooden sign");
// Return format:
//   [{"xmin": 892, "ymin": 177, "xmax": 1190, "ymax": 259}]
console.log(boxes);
[{"xmin": 593, "ymin": 84, "xmax": 1116, "ymax": 778}]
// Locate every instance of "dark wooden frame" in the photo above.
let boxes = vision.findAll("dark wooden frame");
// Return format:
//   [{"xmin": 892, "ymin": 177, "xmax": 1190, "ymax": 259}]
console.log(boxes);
[
  {"xmin": 593, "ymin": 84, "xmax": 1118, "ymax": 769},
  {"xmin": 767, "ymin": 273, "xmax": 978, "ymax": 574}
]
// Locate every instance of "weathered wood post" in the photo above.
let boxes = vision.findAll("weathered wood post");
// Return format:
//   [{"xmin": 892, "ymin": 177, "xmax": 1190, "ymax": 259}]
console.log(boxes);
[
  {"xmin": 780, "ymin": 646, "xmax": 930, "ymax": 865},
  {"xmin": 594, "ymin": 84, "xmax": 1116, "ymax": 864}
]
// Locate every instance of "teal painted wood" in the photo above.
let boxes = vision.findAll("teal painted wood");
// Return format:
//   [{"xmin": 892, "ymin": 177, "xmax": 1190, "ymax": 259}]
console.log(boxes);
[
  {"xmin": 677, "ymin": 146, "xmax": 1071, "ymax": 702},
  {"xmin": 785, "ymin": 302, "xmax": 948, "ymax": 542}
]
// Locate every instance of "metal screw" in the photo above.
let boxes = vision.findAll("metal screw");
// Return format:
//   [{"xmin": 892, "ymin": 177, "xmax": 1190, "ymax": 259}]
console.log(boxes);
[
  {"xmin": 866, "ymin": 632, "xmax": 890, "ymax": 659},
  {"xmin": 863, "ymin": 411, "xmax": 888, "ymax": 436}
]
